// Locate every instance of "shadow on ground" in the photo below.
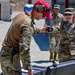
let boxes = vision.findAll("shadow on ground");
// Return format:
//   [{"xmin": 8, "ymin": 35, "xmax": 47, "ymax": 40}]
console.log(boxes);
[{"xmin": 33, "ymin": 60, "xmax": 50, "ymax": 64}]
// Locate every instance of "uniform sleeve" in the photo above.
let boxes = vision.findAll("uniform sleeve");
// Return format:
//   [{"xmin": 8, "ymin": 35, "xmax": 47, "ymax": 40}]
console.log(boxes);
[
  {"xmin": 50, "ymin": 20, "xmax": 65, "ymax": 33},
  {"xmin": 33, "ymin": 25, "xmax": 40, "ymax": 34},
  {"xmin": 48, "ymin": 26, "xmax": 59, "ymax": 34},
  {"xmin": 19, "ymin": 24, "xmax": 32, "ymax": 70}
]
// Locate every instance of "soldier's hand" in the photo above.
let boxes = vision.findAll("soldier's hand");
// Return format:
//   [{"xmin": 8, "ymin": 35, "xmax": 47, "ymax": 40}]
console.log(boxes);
[
  {"xmin": 40, "ymin": 24, "xmax": 50, "ymax": 33},
  {"xmin": 28, "ymin": 69, "xmax": 33, "ymax": 75}
]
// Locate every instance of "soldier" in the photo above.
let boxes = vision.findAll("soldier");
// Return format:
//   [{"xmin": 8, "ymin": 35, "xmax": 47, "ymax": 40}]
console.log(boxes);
[
  {"xmin": 0, "ymin": 0, "xmax": 52, "ymax": 75},
  {"xmin": 49, "ymin": 8, "xmax": 75, "ymax": 63},
  {"xmin": 49, "ymin": 4, "xmax": 65, "ymax": 61},
  {"xmin": 65, "ymin": 7, "xmax": 75, "ymax": 22}
]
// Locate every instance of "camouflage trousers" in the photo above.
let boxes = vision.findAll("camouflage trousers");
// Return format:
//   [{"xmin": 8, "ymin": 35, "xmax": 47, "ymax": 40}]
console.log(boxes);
[
  {"xmin": 50, "ymin": 44, "xmax": 59, "ymax": 61},
  {"xmin": 59, "ymin": 40, "xmax": 75, "ymax": 63},
  {"xmin": 49, "ymin": 36, "xmax": 59, "ymax": 61},
  {"xmin": 0, "ymin": 47, "xmax": 22, "ymax": 75},
  {"xmin": 58, "ymin": 44, "xmax": 71, "ymax": 63}
]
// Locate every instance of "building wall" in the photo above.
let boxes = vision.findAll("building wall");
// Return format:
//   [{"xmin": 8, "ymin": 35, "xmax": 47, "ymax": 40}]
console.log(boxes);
[
  {"xmin": 0, "ymin": 0, "xmax": 10, "ymax": 21},
  {"xmin": 52, "ymin": 0, "xmax": 75, "ymax": 14},
  {"xmin": 54, "ymin": 0, "xmax": 65, "ymax": 14}
]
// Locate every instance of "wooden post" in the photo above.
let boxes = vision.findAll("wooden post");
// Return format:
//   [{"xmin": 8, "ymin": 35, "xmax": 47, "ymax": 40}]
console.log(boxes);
[
  {"xmin": 65, "ymin": 0, "xmax": 69, "ymax": 8},
  {"xmin": 28, "ymin": 0, "xmax": 32, "ymax": 4},
  {"xmin": 54, "ymin": 0, "xmax": 56, "ymax": 4}
]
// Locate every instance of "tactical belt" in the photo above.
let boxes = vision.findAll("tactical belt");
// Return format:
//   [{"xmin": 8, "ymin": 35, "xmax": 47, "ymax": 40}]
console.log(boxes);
[
  {"xmin": 2, "ymin": 46, "xmax": 19, "ymax": 56},
  {"xmin": 2, "ymin": 46, "xmax": 19, "ymax": 52}
]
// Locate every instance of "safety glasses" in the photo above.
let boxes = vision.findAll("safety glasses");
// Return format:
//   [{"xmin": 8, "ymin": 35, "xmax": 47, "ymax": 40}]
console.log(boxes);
[
  {"xmin": 64, "ymin": 14, "xmax": 73, "ymax": 16},
  {"xmin": 37, "ymin": 5, "xmax": 46, "ymax": 13},
  {"xmin": 34, "ymin": 4, "xmax": 51, "ymax": 13}
]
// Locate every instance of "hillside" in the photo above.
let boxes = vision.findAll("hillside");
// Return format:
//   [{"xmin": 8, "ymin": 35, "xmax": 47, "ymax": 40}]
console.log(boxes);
[{"xmin": 10, "ymin": 0, "xmax": 28, "ymax": 11}]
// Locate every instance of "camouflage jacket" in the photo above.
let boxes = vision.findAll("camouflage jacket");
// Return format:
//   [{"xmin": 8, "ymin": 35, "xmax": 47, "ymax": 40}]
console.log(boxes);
[
  {"xmin": 49, "ymin": 13, "xmax": 65, "ymax": 45},
  {"xmin": 2, "ymin": 12, "xmax": 40, "ymax": 70},
  {"xmin": 52, "ymin": 12, "xmax": 65, "ymax": 25},
  {"xmin": 52, "ymin": 21, "xmax": 75, "ymax": 53}
]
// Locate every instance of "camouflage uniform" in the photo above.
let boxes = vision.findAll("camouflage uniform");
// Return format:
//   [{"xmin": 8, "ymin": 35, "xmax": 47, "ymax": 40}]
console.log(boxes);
[
  {"xmin": 0, "ymin": 12, "xmax": 40, "ymax": 75},
  {"xmin": 59, "ymin": 21, "xmax": 75, "ymax": 62},
  {"xmin": 58, "ymin": 8, "xmax": 75, "ymax": 62},
  {"xmin": 50, "ymin": 20, "xmax": 75, "ymax": 63},
  {"xmin": 49, "ymin": 4, "xmax": 65, "ymax": 61},
  {"xmin": 65, "ymin": 7, "xmax": 75, "ymax": 22}
]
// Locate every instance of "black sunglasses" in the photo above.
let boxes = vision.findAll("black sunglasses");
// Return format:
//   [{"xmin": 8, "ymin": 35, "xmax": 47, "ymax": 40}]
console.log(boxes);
[{"xmin": 64, "ymin": 14, "xmax": 72, "ymax": 16}]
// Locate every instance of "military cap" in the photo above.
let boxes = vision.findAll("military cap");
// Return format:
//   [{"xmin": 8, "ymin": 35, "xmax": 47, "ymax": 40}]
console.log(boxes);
[
  {"xmin": 65, "ymin": 7, "xmax": 75, "ymax": 12},
  {"xmin": 64, "ymin": 8, "xmax": 74, "ymax": 15},
  {"xmin": 54, "ymin": 4, "xmax": 60, "ymax": 9}
]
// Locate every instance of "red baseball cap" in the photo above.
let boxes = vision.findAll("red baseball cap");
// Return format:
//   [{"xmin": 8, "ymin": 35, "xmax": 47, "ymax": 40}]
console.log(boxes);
[{"xmin": 34, "ymin": 0, "xmax": 53, "ymax": 20}]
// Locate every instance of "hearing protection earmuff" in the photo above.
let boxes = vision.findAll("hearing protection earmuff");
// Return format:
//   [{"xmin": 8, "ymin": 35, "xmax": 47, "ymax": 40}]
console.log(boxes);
[{"xmin": 34, "ymin": 3, "xmax": 51, "ymax": 13}]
